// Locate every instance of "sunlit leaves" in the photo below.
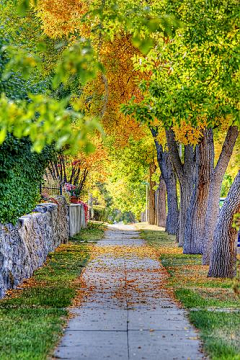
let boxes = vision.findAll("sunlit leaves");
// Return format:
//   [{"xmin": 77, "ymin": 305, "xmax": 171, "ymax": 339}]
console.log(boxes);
[
  {"xmin": 0, "ymin": 94, "xmax": 101, "ymax": 153},
  {"xmin": 132, "ymin": 36, "xmax": 154, "ymax": 55},
  {"xmin": 0, "ymin": 26, "xmax": 103, "ymax": 153},
  {"xmin": 124, "ymin": 0, "xmax": 240, "ymax": 143},
  {"xmin": 53, "ymin": 41, "xmax": 103, "ymax": 89},
  {"xmin": 2, "ymin": 45, "xmax": 40, "ymax": 80},
  {"xmin": 16, "ymin": 0, "xmax": 32, "ymax": 16}
]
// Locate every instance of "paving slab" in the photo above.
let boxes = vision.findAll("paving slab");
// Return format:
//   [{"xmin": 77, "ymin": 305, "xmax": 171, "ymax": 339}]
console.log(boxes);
[
  {"xmin": 128, "ymin": 330, "xmax": 202, "ymax": 360},
  {"xmin": 68, "ymin": 309, "xmax": 127, "ymax": 331},
  {"xmin": 55, "ymin": 331, "xmax": 128, "ymax": 360},
  {"xmin": 128, "ymin": 310, "xmax": 194, "ymax": 331},
  {"xmin": 54, "ymin": 225, "xmax": 204, "ymax": 360}
]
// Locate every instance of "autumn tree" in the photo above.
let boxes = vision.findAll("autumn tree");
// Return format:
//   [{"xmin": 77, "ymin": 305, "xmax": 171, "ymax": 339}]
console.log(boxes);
[
  {"xmin": 0, "ymin": 0, "xmax": 102, "ymax": 153},
  {"xmin": 208, "ymin": 171, "xmax": 240, "ymax": 278},
  {"xmin": 1, "ymin": 0, "xmax": 239, "ymax": 279},
  {"xmin": 123, "ymin": 0, "xmax": 239, "ymax": 275},
  {"xmin": 104, "ymin": 135, "xmax": 155, "ymax": 221}
]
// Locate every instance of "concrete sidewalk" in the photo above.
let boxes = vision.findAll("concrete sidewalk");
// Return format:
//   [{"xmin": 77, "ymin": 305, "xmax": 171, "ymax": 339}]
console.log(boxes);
[{"xmin": 55, "ymin": 225, "xmax": 204, "ymax": 360}]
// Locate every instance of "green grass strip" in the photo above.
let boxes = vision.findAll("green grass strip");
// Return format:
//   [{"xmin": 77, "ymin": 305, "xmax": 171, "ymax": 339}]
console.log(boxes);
[
  {"xmin": 0, "ymin": 222, "xmax": 105, "ymax": 360},
  {"xmin": 140, "ymin": 228, "xmax": 240, "ymax": 360}
]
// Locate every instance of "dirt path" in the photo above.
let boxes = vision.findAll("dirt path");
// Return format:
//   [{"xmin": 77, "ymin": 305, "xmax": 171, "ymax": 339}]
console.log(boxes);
[{"xmin": 55, "ymin": 225, "xmax": 204, "ymax": 360}]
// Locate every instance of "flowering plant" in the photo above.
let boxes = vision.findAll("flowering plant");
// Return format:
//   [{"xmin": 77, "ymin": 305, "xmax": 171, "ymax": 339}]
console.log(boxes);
[
  {"xmin": 64, "ymin": 183, "xmax": 79, "ymax": 197},
  {"xmin": 78, "ymin": 200, "xmax": 89, "ymax": 222}
]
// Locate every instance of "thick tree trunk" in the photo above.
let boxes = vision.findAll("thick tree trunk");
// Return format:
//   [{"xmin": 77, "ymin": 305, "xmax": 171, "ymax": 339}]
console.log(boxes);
[
  {"xmin": 152, "ymin": 134, "xmax": 179, "ymax": 235},
  {"xmin": 208, "ymin": 171, "xmax": 240, "ymax": 278},
  {"xmin": 166, "ymin": 129, "xmax": 196, "ymax": 246},
  {"xmin": 148, "ymin": 163, "xmax": 156, "ymax": 225},
  {"xmin": 178, "ymin": 178, "xmax": 194, "ymax": 246},
  {"xmin": 165, "ymin": 172, "xmax": 179, "ymax": 235},
  {"xmin": 155, "ymin": 176, "xmax": 166, "ymax": 227},
  {"xmin": 183, "ymin": 129, "xmax": 214, "ymax": 254},
  {"xmin": 201, "ymin": 178, "xmax": 223, "ymax": 263},
  {"xmin": 202, "ymin": 126, "xmax": 239, "ymax": 264}
]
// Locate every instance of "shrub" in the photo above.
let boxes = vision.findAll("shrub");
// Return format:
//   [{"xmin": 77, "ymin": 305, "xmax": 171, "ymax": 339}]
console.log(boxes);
[
  {"xmin": 0, "ymin": 135, "xmax": 56, "ymax": 224},
  {"xmin": 93, "ymin": 205, "xmax": 107, "ymax": 222}
]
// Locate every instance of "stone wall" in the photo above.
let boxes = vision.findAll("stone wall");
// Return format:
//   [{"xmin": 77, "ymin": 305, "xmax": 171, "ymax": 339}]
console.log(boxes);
[
  {"xmin": 0, "ymin": 196, "xmax": 69, "ymax": 298},
  {"xmin": 69, "ymin": 204, "xmax": 87, "ymax": 237}
]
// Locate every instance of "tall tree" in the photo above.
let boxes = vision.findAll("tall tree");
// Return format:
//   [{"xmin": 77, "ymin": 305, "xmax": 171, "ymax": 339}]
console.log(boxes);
[
  {"xmin": 151, "ymin": 130, "xmax": 178, "ymax": 234},
  {"xmin": 208, "ymin": 171, "xmax": 240, "ymax": 278}
]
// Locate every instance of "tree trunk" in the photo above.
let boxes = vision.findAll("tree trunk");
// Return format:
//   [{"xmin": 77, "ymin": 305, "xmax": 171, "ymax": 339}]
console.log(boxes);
[
  {"xmin": 155, "ymin": 176, "xmax": 166, "ymax": 227},
  {"xmin": 178, "ymin": 178, "xmax": 194, "ymax": 246},
  {"xmin": 151, "ymin": 133, "xmax": 178, "ymax": 235},
  {"xmin": 165, "ymin": 172, "xmax": 179, "ymax": 235},
  {"xmin": 183, "ymin": 129, "xmax": 214, "ymax": 254},
  {"xmin": 202, "ymin": 126, "xmax": 239, "ymax": 264},
  {"xmin": 166, "ymin": 129, "xmax": 196, "ymax": 246},
  {"xmin": 148, "ymin": 163, "xmax": 156, "ymax": 225},
  {"xmin": 208, "ymin": 171, "xmax": 240, "ymax": 278}
]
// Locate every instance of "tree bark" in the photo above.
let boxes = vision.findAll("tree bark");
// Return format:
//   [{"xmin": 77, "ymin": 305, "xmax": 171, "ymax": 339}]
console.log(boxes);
[
  {"xmin": 148, "ymin": 163, "xmax": 156, "ymax": 225},
  {"xmin": 166, "ymin": 129, "xmax": 196, "ymax": 245},
  {"xmin": 183, "ymin": 129, "xmax": 214, "ymax": 254},
  {"xmin": 208, "ymin": 171, "xmax": 240, "ymax": 278},
  {"xmin": 155, "ymin": 176, "xmax": 167, "ymax": 227},
  {"xmin": 202, "ymin": 126, "xmax": 239, "ymax": 264},
  {"xmin": 151, "ymin": 131, "xmax": 179, "ymax": 235},
  {"xmin": 165, "ymin": 171, "xmax": 179, "ymax": 235}
]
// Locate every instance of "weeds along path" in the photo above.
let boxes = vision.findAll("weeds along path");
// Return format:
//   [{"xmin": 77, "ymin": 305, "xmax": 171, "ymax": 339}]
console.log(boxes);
[{"xmin": 55, "ymin": 224, "xmax": 204, "ymax": 360}]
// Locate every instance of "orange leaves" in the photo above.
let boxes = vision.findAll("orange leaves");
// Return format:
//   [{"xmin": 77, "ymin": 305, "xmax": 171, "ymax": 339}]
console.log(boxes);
[
  {"xmin": 72, "ymin": 241, "xmax": 173, "ymax": 309},
  {"xmin": 96, "ymin": 36, "xmax": 147, "ymax": 143},
  {"xmin": 36, "ymin": 0, "xmax": 88, "ymax": 38},
  {"xmin": 90, "ymin": 244, "xmax": 158, "ymax": 261}
]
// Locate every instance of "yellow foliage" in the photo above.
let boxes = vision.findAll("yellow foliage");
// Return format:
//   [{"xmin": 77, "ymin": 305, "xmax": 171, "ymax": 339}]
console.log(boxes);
[
  {"xmin": 36, "ymin": 0, "xmax": 88, "ymax": 38},
  {"xmin": 78, "ymin": 35, "xmax": 149, "ymax": 146},
  {"xmin": 172, "ymin": 119, "xmax": 207, "ymax": 145}
]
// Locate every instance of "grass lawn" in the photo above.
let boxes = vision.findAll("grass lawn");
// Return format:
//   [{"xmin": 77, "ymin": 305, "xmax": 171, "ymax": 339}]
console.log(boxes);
[
  {"xmin": 0, "ymin": 222, "xmax": 105, "ymax": 360},
  {"xmin": 71, "ymin": 221, "xmax": 106, "ymax": 243},
  {"xmin": 139, "ymin": 227, "xmax": 240, "ymax": 360}
]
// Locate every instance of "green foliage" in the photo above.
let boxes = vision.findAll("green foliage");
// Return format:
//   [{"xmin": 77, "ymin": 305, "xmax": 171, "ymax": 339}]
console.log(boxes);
[
  {"xmin": 123, "ymin": 0, "xmax": 240, "ymax": 131},
  {"xmin": 0, "ymin": 30, "xmax": 59, "ymax": 225},
  {"xmin": 104, "ymin": 136, "xmax": 153, "ymax": 220},
  {"xmin": 52, "ymin": 41, "xmax": 103, "ymax": 89},
  {"xmin": 0, "ymin": 9, "xmax": 102, "ymax": 153},
  {"xmin": 71, "ymin": 221, "xmax": 106, "ymax": 243},
  {"xmin": 0, "ymin": 36, "xmax": 47, "ymax": 101},
  {"xmin": 0, "ymin": 135, "xmax": 56, "ymax": 224},
  {"xmin": 93, "ymin": 205, "xmax": 108, "ymax": 222},
  {"xmin": 221, "ymin": 174, "xmax": 234, "ymax": 197},
  {"xmin": 87, "ymin": 0, "xmax": 182, "ymax": 54}
]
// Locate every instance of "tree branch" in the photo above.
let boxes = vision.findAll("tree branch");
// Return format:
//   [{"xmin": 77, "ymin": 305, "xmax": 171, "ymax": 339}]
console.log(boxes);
[
  {"xmin": 166, "ymin": 129, "xmax": 184, "ymax": 181},
  {"xmin": 214, "ymin": 125, "xmax": 239, "ymax": 180}
]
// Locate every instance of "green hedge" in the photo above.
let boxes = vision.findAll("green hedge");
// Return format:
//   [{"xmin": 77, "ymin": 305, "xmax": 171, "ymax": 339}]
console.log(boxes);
[
  {"xmin": 93, "ymin": 206, "xmax": 107, "ymax": 222},
  {"xmin": 0, "ymin": 135, "xmax": 55, "ymax": 224}
]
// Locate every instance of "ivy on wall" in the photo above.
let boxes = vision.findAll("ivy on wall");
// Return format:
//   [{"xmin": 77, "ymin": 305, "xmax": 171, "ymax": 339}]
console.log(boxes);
[
  {"xmin": 0, "ymin": 135, "xmax": 56, "ymax": 224},
  {"xmin": 0, "ymin": 36, "xmax": 55, "ymax": 224}
]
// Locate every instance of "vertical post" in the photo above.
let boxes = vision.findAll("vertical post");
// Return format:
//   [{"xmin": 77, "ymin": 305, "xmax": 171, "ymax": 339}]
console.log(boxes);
[
  {"xmin": 146, "ymin": 184, "xmax": 148, "ymax": 223},
  {"xmin": 88, "ymin": 193, "xmax": 94, "ymax": 220}
]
